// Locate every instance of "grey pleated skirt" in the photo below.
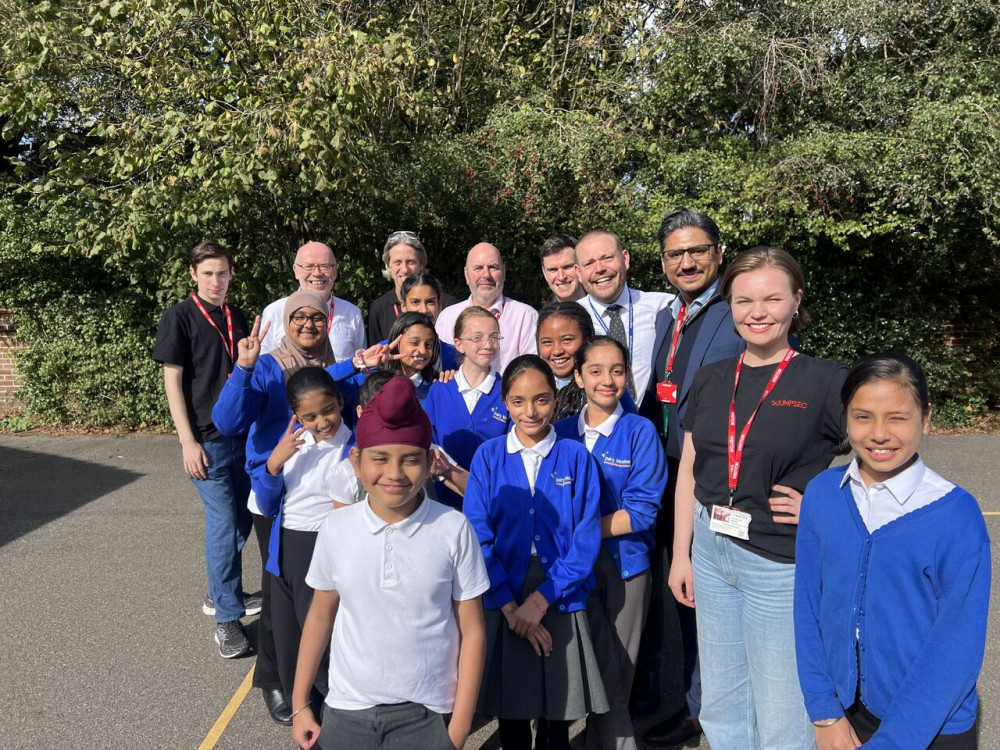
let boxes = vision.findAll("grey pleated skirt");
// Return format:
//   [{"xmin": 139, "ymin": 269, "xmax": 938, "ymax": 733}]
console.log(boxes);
[{"xmin": 478, "ymin": 556, "xmax": 610, "ymax": 721}]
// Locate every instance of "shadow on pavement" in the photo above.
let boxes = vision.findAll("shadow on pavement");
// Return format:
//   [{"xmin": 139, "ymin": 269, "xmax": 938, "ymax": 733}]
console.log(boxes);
[{"xmin": 0, "ymin": 444, "xmax": 143, "ymax": 547}]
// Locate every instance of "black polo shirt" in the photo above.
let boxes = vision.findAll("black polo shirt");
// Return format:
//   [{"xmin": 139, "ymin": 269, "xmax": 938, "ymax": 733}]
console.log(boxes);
[
  {"xmin": 152, "ymin": 296, "xmax": 249, "ymax": 443},
  {"xmin": 366, "ymin": 288, "xmax": 459, "ymax": 345}
]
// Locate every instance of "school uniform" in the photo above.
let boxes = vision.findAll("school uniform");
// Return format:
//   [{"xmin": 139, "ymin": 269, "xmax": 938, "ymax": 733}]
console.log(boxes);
[
  {"xmin": 305, "ymin": 496, "xmax": 490, "ymax": 750},
  {"xmin": 463, "ymin": 429, "xmax": 609, "ymax": 722},
  {"xmin": 253, "ymin": 423, "xmax": 354, "ymax": 705},
  {"xmin": 422, "ymin": 369, "xmax": 509, "ymax": 509},
  {"xmin": 796, "ymin": 460, "xmax": 990, "ymax": 750},
  {"xmin": 556, "ymin": 406, "xmax": 667, "ymax": 750},
  {"xmin": 327, "ymin": 361, "xmax": 432, "ymax": 430}
]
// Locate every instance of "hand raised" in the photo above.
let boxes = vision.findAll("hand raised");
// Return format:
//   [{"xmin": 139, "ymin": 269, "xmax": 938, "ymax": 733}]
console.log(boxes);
[
  {"xmin": 236, "ymin": 316, "xmax": 271, "ymax": 369},
  {"xmin": 266, "ymin": 415, "xmax": 308, "ymax": 476}
]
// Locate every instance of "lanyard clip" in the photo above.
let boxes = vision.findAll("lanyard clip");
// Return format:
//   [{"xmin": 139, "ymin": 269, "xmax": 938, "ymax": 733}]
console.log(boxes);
[{"xmin": 728, "ymin": 488, "xmax": 736, "ymax": 505}]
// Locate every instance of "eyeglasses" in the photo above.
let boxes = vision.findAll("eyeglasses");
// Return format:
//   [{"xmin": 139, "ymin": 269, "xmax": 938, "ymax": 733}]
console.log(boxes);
[
  {"xmin": 458, "ymin": 335, "xmax": 504, "ymax": 346},
  {"xmin": 289, "ymin": 312, "xmax": 328, "ymax": 326},
  {"xmin": 661, "ymin": 244, "xmax": 718, "ymax": 263},
  {"xmin": 294, "ymin": 263, "xmax": 337, "ymax": 273},
  {"xmin": 387, "ymin": 230, "xmax": 419, "ymax": 241}
]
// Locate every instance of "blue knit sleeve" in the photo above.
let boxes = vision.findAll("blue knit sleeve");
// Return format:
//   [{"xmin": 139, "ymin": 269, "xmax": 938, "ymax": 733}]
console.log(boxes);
[
  {"xmin": 621, "ymin": 417, "xmax": 667, "ymax": 535},
  {"xmin": 211, "ymin": 363, "xmax": 265, "ymax": 436},
  {"xmin": 463, "ymin": 443, "xmax": 518, "ymax": 608}
]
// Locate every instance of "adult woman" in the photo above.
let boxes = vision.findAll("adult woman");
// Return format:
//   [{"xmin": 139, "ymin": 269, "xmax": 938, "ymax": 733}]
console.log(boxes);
[
  {"xmin": 536, "ymin": 301, "xmax": 594, "ymax": 421},
  {"xmin": 212, "ymin": 289, "xmax": 335, "ymax": 725},
  {"xmin": 667, "ymin": 247, "xmax": 847, "ymax": 750}
]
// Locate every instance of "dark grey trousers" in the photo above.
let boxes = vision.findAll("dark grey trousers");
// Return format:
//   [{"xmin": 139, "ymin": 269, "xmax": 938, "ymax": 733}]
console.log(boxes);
[{"xmin": 318, "ymin": 702, "xmax": 455, "ymax": 750}]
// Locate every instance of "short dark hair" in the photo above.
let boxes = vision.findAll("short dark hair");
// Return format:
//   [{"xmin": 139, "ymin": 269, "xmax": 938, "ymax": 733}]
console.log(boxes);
[
  {"xmin": 501, "ymin": 354, "xmax": 557, "ymax": 400},
  {"xmin": 359, "ymin": 370, "xmax": 396, "ymax": 409},
  {"xmin": 536, "ymin": 301, "xmax": 595, "ymax": 345},
  {"xmin": 656, "ymin": 208, "xmax": 721, "ymax": 251},
  {"xmin": 285, "ymin": 367, "xmax": 342, "ymax": 413},
  {"xmin": 190, "ymin": 240, "xmax": 234, "ymax": 269},
  {"xmin": 400, "ymin": 272, "xmax": 443, "ymax": 303},
  {"xmin": 539, "ymin": 234, "xmax": 578, "ymax": 261}
]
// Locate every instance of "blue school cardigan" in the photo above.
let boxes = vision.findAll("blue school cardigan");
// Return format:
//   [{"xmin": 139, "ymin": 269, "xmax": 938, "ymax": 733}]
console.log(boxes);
[
  {"xmin": 422, "ymin": 375, "xmax": 510, "ymax": 509},
  {"xmin": 253, "ymin": 435, "xmax": 355, "ymax": 577},
  {"xmin": 794, "ymin": 465, "xmax": 990, "ymax": 749},
  {"xmin": 554, "ymin": 412, "xmax": 666, "ymax": 578},
  {"xmin": 463, "ymin": 435, "xmax": 602, "ymax": 613}
]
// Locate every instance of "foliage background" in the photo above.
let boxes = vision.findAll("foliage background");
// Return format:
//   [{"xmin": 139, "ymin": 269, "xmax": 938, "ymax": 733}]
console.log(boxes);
[{"xmin": 1, "ymin": 0, "xmax": 998, "ymax": 428}]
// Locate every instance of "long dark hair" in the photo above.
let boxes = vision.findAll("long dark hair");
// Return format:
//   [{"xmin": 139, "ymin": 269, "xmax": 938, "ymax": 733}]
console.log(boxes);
[
  {"xmin": 501, "ymin": 354, "xmax": 557, "ymax": 399},
  {"xmin": 385, "ymin": 311, "xmax": 439, "ymax": 382}
]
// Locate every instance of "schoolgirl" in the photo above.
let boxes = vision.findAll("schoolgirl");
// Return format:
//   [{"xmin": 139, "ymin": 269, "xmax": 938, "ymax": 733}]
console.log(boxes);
[
  {"xmin": 399, "ymin": 271, "xmax": 460, "ymax": 370},
  {"xmin": 553, "ymin": 336, "xmax": 667, "ymax": 750},
  {"xmin": 464, "ymin": 354, "xmax": 609, "ymax": 750},
  {"xmin": 423, "ymin": 306, "xmax": 510, "ymax": 510},
  {"xmin": 254, "ymin": 367, "xmax": 353, "ymax": 716},
  {"xmin": 795, "ymin": 354, "xmax": 990, "ymax": 750},
  {"xmin": 536, "ymin": 301, "xmax": 594, "ymax": 421}
]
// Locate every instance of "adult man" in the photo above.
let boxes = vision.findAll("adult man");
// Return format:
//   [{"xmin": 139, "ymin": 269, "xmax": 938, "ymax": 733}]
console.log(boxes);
[
  {"xmin": 540, "ymin": 233, "xmax": 584, "ymax": 303},
  {"xmin": 637, "ymin": 208, "xmax": 745, "ymax": 748},
  {"xmin": 260, "ymin": 241, "xmax": 365, "ymax": 362},
  {"xmin": 152, "ymin": 241, "xmax": 258, "ymax": 659},
  {"xmin": 435, "ymin": 242, "xmax": 538, "ymax": 371},
  {"xmin": 575, "ymin": 230, "xmax": 672, "ymax": 406},
  {"xmin": 367, "ymin": 231, "xmax": 457, "ymax": 345}
]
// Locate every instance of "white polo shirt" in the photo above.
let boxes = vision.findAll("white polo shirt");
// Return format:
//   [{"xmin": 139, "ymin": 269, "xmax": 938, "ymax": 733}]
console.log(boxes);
[
  {"xmin": 280, "ymin": 423, "xmax": 352, "ymax": 531},
  {"xmin": 306, "ymin": 496, "xmax": 490, "ymax": 713}
]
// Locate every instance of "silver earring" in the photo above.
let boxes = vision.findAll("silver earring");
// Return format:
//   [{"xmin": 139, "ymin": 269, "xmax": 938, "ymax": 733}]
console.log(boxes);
[{"xmin": 793, "ymin": 310, "xmax": 799, "ymax": 318}]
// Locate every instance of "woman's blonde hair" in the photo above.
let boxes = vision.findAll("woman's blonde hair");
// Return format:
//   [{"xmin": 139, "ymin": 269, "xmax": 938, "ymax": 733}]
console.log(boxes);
[{"xmin": 721, "ymin": 246, "xmax": 809, "ymax": 333}]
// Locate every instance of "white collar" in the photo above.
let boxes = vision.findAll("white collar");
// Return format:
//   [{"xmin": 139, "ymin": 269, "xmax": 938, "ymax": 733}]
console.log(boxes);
[
  {"xmin": 455, "ymin": 366, "xmax": 496, "ymax": 396},
  {"xmin": 586, "ymin": 285, "xmax": 632, "ymax": 317},
  {"xmin": 506, "ymin": 425, "xmax": 556, "ymax": 458},
  {"xmin": 409, "ymin": 371, "xmax": 424, "ymax": 387},
  {"xmin": 577, "ymin": 403, "xmax": 623, "ymax": 438},
  {"xmin": 362, "ymin": 492, "xmax": 430, "ymax": 537},
  {"xmin": 299, "ymin": 422, "xmax": 352, "ymax": 453},
  {"xmin": 841, "ymin": 455, "xmax": 928, "ymax": 505},
  {"xmin": 555, "ymin": 375, "xmax": 573, "ymax": 390}
]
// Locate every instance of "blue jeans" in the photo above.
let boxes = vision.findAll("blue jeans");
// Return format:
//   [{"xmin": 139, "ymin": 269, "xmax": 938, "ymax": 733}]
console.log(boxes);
[
  {"xmin": 190, "ymin": 435, "xmax": 252, "ymax": 623},
  {"xmin": 691, "ymin": 503, "xmax": 814, "ymax": 750}
]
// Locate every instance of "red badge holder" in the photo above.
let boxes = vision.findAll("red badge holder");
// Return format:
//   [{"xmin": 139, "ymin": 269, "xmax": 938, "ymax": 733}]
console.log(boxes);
[{"xmin": 657, "ymin": 381, "xmax": 678, "ymax": 404}]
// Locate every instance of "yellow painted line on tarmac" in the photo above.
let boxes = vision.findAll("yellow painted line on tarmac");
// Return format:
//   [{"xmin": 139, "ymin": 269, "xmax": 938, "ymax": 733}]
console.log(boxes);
[
  {"xmin": 983, "ymin": 512, "xmax": 1000, "ymax": 516},
  {"xmin": 198, "ymin": 663, "xmax": 255, "ymax": 750}
]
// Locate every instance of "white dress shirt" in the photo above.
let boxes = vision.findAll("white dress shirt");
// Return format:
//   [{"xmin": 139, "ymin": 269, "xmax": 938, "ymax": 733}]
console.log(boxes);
[
  {"xmin": 577, "ymin": 403, "xmax": 623, "ymax": 452},
  {"xmin": 580, "ymin": 286, "xmax": 673, "ymax": 407},
  {"xmin": 436, "ymin": 295, "xmax": 538, "ymax": 373},
  {"xmin": 507, "ymin": 426, "xmax": 557, "ymax": 555},
  {"xmin": 454, "ymin": 366, "xmax": 497, "ymax": 414},
  {"xmin": 260, "ymin": 294, "xmax": 366, "ymax": 363},
  {"xmin": 841, "ymin": 455, "xmax": 955, "ymax": 533}
]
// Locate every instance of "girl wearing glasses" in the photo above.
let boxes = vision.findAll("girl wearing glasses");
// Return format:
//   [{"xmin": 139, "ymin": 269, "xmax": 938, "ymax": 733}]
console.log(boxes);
[{"xmin": 423, "ymin": 306, "xmax": 510, "ymax": 510}]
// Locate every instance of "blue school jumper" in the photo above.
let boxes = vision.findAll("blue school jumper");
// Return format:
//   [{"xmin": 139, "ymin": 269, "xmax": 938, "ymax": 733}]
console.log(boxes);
[
  {"xmin": 328, "ymin": 360, "xmax": 432, "ymax": 430},
  {"xmin": 254, "ymin": 434, "xmax": 355, "ymax": 577},
  {"xmin": 463, "ymin": 435, "xmax": 602, "ymax": 612},
  {"xmin": 795, "ymin": 465, "xmax": 991, "ymax": 749},
  {"xmin": 555, "ymin": 411, "xmax": 666, "ymax": 578},
  {"xmin": 422, "ymin": 375, "xmax": 510, "ymax": 509}
]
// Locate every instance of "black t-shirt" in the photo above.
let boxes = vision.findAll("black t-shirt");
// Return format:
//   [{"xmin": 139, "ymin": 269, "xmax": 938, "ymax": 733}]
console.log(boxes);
[
  {"xmin": 367, "ymin": 288, "xmax": 459, "ymax": 344},
  {"xmin": 152, "ymin": 296, "xmax": 249, "ymax": 443},
  {"xmin": 682, "ymin": 354, "xmax": 847, "ymax": 563}
]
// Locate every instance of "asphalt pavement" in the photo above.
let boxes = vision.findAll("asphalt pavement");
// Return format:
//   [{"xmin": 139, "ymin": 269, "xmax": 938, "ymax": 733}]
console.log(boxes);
[{"xmin": 1, "ymin": 432, "xmax": 998, "ymax": 749}]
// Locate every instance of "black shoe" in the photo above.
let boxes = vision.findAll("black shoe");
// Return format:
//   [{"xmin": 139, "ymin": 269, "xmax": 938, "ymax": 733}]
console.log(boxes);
[
  {"xmin": 202, "ymin": 595, "xmax": 216, "ymax": 616},
  {"xmin": 628, "ymin": 669, "xmax": 660, "ymax": 715},
  {"xmin": 214, "ymin": 620, "xmax": 252, "ymax": 659},
  {"xmin": 643, "ymin": 709, "xmax": 702, "ymax": 747},
  {"xmin": 263, "ymin": 688, "xmax": 292, "ymax": 726},
  {"xmin": 244, "ymin": 593, "xmax": 262, "ymax": 617}
]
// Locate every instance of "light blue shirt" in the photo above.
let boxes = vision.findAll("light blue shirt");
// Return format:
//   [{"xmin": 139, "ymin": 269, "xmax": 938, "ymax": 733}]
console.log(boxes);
[
  {"xmin": 840, "ymin": 455, "xmax": 955, "ymax": 533},
  {"xmin": 669, "ymin": 277, "xmax": 722, "ymax": 320}
]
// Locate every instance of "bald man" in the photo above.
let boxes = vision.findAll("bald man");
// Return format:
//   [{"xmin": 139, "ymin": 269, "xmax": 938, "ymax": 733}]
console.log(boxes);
[
  {"xmin": 435, "ymin": 242, "xmax": 538, "ymax": 371},
  {"xmin": 260, "ymin": 241, "xmax": 366, "ymax": 362}
]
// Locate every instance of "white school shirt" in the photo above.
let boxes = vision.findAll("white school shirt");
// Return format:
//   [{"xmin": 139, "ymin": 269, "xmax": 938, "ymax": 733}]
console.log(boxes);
[
  {"xmin": 305, "ymin": 496, "xmax": 490, "ymax": 713},
  {"xmin": 454, "ymin": 367, "xmax": 497, "ymax": 414},
  {"xmin": 507, "ymin": 427, "xmax": 556, "ymax": 556},
  {"xmin": 280, "ymin": 423, "xmax": 353, "ymax": 531},
  {"xmin": 436, "ymin": 295, "xmax": 538, "ymax": 372},
  {"xmin": 259, "ymin": 294, "xmax": 366, "ymax": 363},
  {"xmin": 577, "ymin": 403, "xmax": 623, "ymax": 452},
  {"xmin": 580, "ymin": 286, "xmax": 673, "ymax": 408},
  {"xmin": 840, "ymin": 455, "xmax": 955, "ymax": 533}
]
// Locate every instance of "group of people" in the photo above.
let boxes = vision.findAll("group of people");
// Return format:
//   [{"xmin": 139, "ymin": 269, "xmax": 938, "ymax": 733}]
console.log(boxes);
[{"xmin": 153, "ymin": 209, "xmax": 990, "ymax": 750}]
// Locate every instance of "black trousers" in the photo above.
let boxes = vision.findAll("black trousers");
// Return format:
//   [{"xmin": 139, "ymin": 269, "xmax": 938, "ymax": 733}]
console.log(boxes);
[
  {"xmin": 270, "ymin": 526, "xmax": 328, "ymax": 707},
  {"xmin": 847, "ymin": 700, "xmax": 977, "ymax": 749},
  {"xmin": 251, "ymin": 512, "xmax": 282, "ymax": 691}
]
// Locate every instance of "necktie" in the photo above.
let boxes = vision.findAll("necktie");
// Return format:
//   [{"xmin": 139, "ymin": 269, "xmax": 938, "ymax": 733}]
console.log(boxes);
[{"xmin": 606, "ymin": 304, "xmax": 636, "ymax": 398}]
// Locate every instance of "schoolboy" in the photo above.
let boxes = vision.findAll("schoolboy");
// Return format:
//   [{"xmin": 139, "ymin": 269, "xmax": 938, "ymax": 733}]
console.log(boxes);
[
  {"xmin": 152, "ymin": 240, "xmax": 256, "ymax": 658},
  {"xmin": 291, "ymin": 376, "xmax": 489, "ymax": 750}
]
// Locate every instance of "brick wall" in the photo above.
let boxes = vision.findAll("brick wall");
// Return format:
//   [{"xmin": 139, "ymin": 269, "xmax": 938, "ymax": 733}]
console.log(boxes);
[{"xmin": 0, "ymin": 310, "xmax": 21, "ymax": 409}]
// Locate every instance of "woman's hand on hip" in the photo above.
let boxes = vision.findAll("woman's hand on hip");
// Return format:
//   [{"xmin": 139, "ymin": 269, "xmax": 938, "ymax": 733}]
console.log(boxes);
[{"xmin": 769, "ymin": 483, "xmax": 803, "ymax": 524}]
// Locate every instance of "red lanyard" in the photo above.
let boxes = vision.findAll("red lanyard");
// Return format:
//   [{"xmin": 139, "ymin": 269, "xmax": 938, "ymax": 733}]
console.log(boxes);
[
  {"xmin": 664, "ymin": 303, "xmax": 688, "ymax": 379},
  {"xmin": 191, "ymin": 294, "xmax": 235, "ymax": 362},
  {"xmin": 328, "ymin": 297, "xmax": 335, "ymax": 328},
  {"xmin": 493, "ymin": 297, "xmax": 506, "ymax": 320},
  {"xmin": 727, "ymin": 348, "xmax": 795, "ymax": 501}
]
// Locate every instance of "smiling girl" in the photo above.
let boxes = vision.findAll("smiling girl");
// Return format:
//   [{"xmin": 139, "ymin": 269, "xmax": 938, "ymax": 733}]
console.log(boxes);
[
  {"xmin": 795, "ymin": 354, "xmax": 990, "ymax": 750},
  {"xmin": 464, "ymin": 354, "xmax": 608, "ymax": 750},
  {"xmin": 554, "ymin": 337, "xmax": 667, "ymax": 749}
]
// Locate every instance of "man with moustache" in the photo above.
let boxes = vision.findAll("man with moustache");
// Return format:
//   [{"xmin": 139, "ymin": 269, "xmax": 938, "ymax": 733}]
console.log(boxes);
[
  {"xmin": 637, "ymin": 208, "xmax": 745, "ymax": 748},
  {"xmin": 260, "ymin": 241, "xmax": 365, "ymax": 362},
  {"xmin": 540, "ymin": 233, "xmax": 585, "ymax": 303},
  {"xmin": 575, "ymin": 230, "xmax": 673, "ymax": 407},
  {"xmin": 435, "ymin": 242, "xmax": 538, "ymax": 371}
]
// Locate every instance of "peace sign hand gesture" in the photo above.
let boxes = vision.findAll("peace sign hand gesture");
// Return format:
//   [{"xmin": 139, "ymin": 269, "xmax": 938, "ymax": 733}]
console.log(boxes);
[
  {"xmin": 266, "ymin": 416, "xmax": 309, "ymax": 476},
  {"xmin": 236, "ymin": 316, "xmax": 271, "ymax": 369}
]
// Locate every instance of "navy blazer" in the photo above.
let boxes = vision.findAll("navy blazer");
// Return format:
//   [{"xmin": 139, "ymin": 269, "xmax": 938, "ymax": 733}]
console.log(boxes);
[{"xmin": 644, "ymin": 296, "xmax": 745, "ymax": 456}]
